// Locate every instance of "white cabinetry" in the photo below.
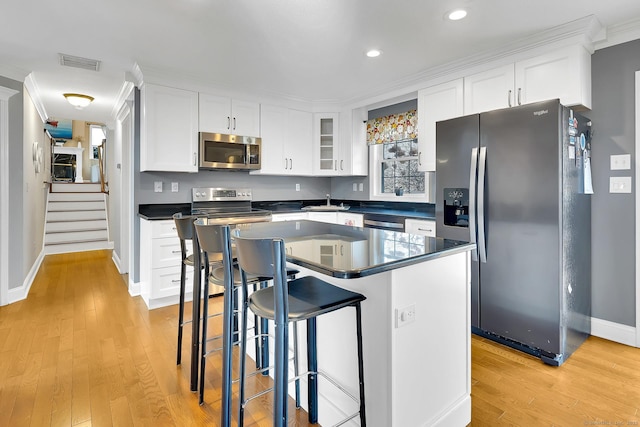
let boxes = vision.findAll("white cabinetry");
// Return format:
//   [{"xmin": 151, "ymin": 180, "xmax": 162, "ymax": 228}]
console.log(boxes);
[
  {"xmin": 464, "ymin": 45, "xmax": 592, "ymax": 114},
  {"xmin": 139, "ymin": 219, "xmax": 193, "ymax": 309},
  {"xmin": 307, "ymin": 211, "xmax": 337, "ymax": 224},
  {"xmin": 417, "ymin": 79, "xmax": 464, "ymax": 172},
  {"xmin": 140, "ymin": 83, "xmax": 198, "ymax": 172},
  {"xmin": 313, "ymin": 113, "xmax": 340, "ymax": 175},
  {"xmin": 405, "ymin": 218, "xmax": 436, "ymax": 237},
  {"xmin": 252, "ymin": 105, "xmax": 313, "ymax": 175},
  {"xmin": 339, "ymin": 107, "xmax": 368, "ymax": 176},
  {"xmin": 199, "ymin": 93, "xmax": 260, "ymax": 137}
]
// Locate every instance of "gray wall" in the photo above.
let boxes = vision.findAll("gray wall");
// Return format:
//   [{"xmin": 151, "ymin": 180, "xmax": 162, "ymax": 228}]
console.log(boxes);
[
  {"xmin": 1, "ymin": 76, "xmax": 24, "ymax": 289},
  {"xmin": 591, "ymin": 39, "xmax": 640, "ymax": 326}
]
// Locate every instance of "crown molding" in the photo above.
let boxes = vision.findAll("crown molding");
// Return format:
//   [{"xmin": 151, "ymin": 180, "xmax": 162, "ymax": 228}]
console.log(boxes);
[
  {"xmin": 110, "ymin": 79, "xmax": 135, "ymax": 121},
  {"xmin": 595, "ymin": 17, "xmax": 640, "ymax": 50},
  {"xmin": 23, "ymin": 74, "xmax": 48, "ymax": 123}
]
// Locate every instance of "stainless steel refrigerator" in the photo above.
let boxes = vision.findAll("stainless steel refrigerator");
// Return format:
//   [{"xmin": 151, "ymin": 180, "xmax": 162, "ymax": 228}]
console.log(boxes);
[{"xmin": 435, "ymin": 99, "xmax": 592, "ymax": 366}]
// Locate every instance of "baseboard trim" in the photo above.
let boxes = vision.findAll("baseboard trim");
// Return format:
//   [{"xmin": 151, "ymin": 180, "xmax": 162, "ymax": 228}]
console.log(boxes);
[
  {"xmin": 111, "ymin": 250, "xmax": 123, "ymax": 274},
  {"xmin": 129, "ymin": 279, "xmax": 141, "ymax": 297},
  {"xmin": 6, "ymin": 249, "xmax": 45, "ymax": 305},
  {"xmin": 590, "ymin": 317, "xmax": 638, "ymax": 347}
]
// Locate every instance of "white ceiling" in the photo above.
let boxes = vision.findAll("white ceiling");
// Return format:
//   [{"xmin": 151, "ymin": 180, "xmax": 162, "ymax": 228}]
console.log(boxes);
[{"xmin": 2, "ymin": 0, "xmax": 640, "ymax": 125}]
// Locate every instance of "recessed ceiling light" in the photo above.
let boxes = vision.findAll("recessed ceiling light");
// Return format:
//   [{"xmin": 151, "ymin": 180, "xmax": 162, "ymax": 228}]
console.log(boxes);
[
  {"xmin": 448, "ymin": 9, "xmax": 467, "ymax": 21},
  {"xmin": 366, "ymin": 49, "xmax": 382, "ymax": 58}
]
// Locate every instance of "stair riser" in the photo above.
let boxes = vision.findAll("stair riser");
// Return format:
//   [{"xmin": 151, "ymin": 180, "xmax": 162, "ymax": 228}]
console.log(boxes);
[
  {"xmin": 48, "ymin": 193, "xmax": 104, "ymax": 202},
  {"xmin": 47, "ymin": 211, "xmax": 106, "ymax": 221},
  {"xmin": 48, "ymin": 201, "xmax": 105, "ymax": 211},
  {"xmin": 45, "ymin": 230, "xmax": 108, "ymax": 244},
  {"xmin": 43, "ymin": 241, "xmax": 114, "ymax": 255},
  {"xmin": 46, "ymin": 220, "xmax": 108, "ymax": 233},
  {"xmin": 51, "ymin": 183, "xmax": 102, "ymax": 193}
]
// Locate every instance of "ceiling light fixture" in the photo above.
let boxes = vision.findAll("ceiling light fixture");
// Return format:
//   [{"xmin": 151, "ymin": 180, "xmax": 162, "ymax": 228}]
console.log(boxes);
[
  {"xmin": 448, "ymin": 9, "xmax": 467, "ymax": 20},
  {"xmin": 63, "ymin": 93, "xmax": 94, "ymax": 109},
  {"xmin": 366, "ymin": 49, "xmax": 382, "ymax": 58}
]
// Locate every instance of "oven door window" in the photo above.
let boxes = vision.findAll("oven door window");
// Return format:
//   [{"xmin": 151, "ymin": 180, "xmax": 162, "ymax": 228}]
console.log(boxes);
[{"xmin": 204, "ymin": 141, "xmax": 247, "ymax": 165}]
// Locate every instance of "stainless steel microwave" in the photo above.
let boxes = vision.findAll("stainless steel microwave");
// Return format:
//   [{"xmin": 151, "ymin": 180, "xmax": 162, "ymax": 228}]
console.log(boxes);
[{"xmin": 199, "ymin": 132, "xmax": 261, "ymax": 170}]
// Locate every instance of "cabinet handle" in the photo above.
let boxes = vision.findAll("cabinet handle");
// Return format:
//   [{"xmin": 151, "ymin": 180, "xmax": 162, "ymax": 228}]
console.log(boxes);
[
  {"xmin": 172, "ymin": 250, "xmax": 181, "ymax": 254},
  {"xmin": 284, "ymin": 158, "xmax": 288, "ymax": 170},
  {"xmin": 334, "ymin": 244, "xmax": 337, "ymax": 255},
  {"xmin": 335, "ymin": 160, "xmax": 338, "ymax": 171},
  {"xmin": 171, "ymin": 279, "xmax": 181, "ymax": 283},
  {"xmin": 227, "ymin": 116, "xmax": 230, "ymax": 130},
  {"xmin": 289, "ymin": 158, "xmax": 292, "ymax": 169},
  {"xmin": 517, "ymin": 88, "xmax": 522, "ymax": 105},
  {"xmin": 233, "ymin": 117, "xmax": 237, "ymax": 130},
  {"xmin": 418, "ymin": 227, "xmax": 433, "ymax": 232},
  {"xmin": 508, "ymin": 90, "xmax": 512, "ymax": 107},
  {"xmin": 418, "ymin": 151, "xmax": 422, "ymax": 166},
  {"xmin": 193, "ymin": 152, "xmax": 197, "ymax": 166},
  {"xmin": 340, "ymin": 159, "xmax": 344, "ymax": 170},
  {"xmin": 340, "ymin": 245, "xmax": 343, "ymax": 256}
]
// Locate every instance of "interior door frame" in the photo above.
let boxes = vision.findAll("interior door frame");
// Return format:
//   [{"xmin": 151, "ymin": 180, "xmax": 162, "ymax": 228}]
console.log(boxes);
[
  {"xmin": 635, "ymin": 71, "xmax": 640, "ymax": 346},
  {"xmin": 0, "ymin": 86, "xmax": 18, "ymax": 306}
]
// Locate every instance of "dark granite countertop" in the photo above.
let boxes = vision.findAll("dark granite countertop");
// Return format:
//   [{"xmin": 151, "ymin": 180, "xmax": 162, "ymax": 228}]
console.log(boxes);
[
  {"xmin": 233, "ymin": 220, "xmax": 472, "ymax": 279},
  {"xmin": 253, "ymin": 199, "xmax": 435, "ymax": 220},
  {"xmin": 138, "ymin": 203, "xmax": 191, "ymax": 220},
  {"xmin": 138, "ymin": 200, "xmax": 435, "ymax": 221}
]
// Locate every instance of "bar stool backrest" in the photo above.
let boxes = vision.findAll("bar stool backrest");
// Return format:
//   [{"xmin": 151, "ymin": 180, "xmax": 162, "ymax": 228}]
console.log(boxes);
[
  {"xmin": 193, "ymin": 218, "xmax": 228, "ymax": 256},
  {"xmin": 173, "ymin": 213, "xmax": 196, "ymax": 241},
  {"xmin": 232, "ymin": 231, "xmax": 289, "ymax": 322}
]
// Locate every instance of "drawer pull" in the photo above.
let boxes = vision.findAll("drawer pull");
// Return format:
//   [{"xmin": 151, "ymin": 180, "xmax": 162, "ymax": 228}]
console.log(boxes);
[
  {"xmin": 171, "ymin": 250, "xmax": 181, "ymax": 254},
  {"xmin": 171, "ymin": 279, "xmax": 181, "ymax": 283}
]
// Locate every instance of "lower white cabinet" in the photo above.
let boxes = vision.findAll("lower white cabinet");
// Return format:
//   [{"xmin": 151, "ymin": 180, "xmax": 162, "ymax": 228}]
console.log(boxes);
[
  {"xmin": 337, "ymin": 212, "xmax": 364, "ymax": 227},
  {"xmin": 140, "ymin": 218, "xmax": 193, "ymax": 309},
  {"xmin": 307, "ymin": 211, "xmax": 338, "ymax": 224},
  {"xmin": 272, "ymin": 212, "xmax": 309, "ymax": 222},
  {"xmin": 405, "ymin": 218, "xmax": 436, "ymax": 237}
]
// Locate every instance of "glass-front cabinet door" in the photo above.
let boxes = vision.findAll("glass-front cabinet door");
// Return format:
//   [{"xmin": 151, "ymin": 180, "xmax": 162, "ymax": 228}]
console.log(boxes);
[{"xmin": 314, "ymin": 113, "xmax": 340, "ymax": 175}]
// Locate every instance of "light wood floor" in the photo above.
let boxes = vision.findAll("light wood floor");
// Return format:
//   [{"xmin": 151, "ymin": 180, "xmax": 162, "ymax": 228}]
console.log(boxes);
[{"xmin": 1, "ymin": 250, "xmax": 639, "ymax": 426}]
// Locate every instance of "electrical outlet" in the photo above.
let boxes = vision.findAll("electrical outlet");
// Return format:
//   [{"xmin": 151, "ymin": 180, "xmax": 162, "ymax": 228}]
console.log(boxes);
[
  {"xmin": 295, "ymin": 183, "xmax": 300, "ymax": 191},
  {"xmin": 609, "ymin": 176, "xmax": 632, "ymax": 193},
  {"xmin": 610, "ymin": 154, "xmax": 631, "ymax": 170},
  {"xmin": 353, "ymin": 182, "xmax": 358, "ymax": 192},
  {"xmin": 154, "ymin": 181, "xmax": 163, "ymax": 193},
  {"xmin": 171, "ymin": 182, "xmax": 179, "ymax": 192},
  {"xmin": 395, "ymin": 304, "xmax": 416, "ymax": 328},
  {"xmin": 358, "ymin": 183, "xmax": 364, "ymax": 192}
]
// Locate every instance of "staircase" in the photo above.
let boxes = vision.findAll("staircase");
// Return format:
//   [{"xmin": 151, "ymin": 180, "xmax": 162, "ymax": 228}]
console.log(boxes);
[{"xmin": 44, "ymin": 183, "xmax": 113, "ymax": 254}]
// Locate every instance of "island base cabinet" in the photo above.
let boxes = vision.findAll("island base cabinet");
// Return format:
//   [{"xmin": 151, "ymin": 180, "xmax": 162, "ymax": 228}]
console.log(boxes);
[{"xmin": 248, "ymin": 250, "xmax": 471, "ymax": 426}]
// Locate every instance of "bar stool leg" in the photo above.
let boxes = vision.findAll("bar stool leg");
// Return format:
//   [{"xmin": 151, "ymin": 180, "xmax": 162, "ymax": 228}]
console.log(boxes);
[
  {"xmin": 293, "ymin": 322, "xmax": 301, "ymax": 408},
  {"xmin": 198, "ymin": 258, "xmax": 211, "ymax": 405},
  {"xmin": 176, "ymin": 246, "xmax": 187, "ymax": 365},
  {"xmin": 355, "ymin": 302, "xmax": 367, "ymax": 426},
  {"xmin": 306, "ymin": 318, "xmax": 318, "ymax": 424},
  {"xmin": 238, "ymin": 274, "xmax": 250, "ymax": 427}
]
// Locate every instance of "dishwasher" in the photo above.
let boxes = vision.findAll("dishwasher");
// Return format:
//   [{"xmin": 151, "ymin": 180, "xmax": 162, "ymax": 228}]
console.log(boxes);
[{"xmin": 362, "ymin": 213, "xmax": 405, "ymax": 231}]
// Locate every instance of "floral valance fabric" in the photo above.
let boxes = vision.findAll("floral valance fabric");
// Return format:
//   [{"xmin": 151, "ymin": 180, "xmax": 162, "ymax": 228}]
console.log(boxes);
[{"xmin": 366, "ymin": 109, "xmax": 417, "ymax": 145}]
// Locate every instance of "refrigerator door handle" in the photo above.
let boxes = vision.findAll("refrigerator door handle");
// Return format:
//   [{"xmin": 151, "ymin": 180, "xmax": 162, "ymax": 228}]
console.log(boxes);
[
  {"xmin": 469, "ymin": 147, "xmax": 479, "ymax": 261},
  {"xmin": 478, "ymin": 146, "xmax": 487, "ymax": 263}
]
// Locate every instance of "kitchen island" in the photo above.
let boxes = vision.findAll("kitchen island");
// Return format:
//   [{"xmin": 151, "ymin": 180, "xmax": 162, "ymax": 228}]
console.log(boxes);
[{"xmin": 234, "ymin": 220, "xmax": 474, "ymax": 427}]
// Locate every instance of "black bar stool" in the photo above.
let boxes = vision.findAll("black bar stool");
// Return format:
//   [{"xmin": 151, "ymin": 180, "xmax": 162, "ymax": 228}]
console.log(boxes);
[
  {"xmin": 193, "ymin": 220, "xmax": 301, "ymax": 422},
  {"xmin": 173, "ymin": 212, "xmax": 199, "ymax": 366},
  {"xmin": 233, "ymin": 231, "xmax": 367, "ymax": 427}
]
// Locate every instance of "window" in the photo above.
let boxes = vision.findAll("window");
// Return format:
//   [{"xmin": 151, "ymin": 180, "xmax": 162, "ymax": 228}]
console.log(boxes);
[
  {"xmin": 381, "ymin": 139, "xmax": 424, "ymax": 195},
  {"xmin": 89, "ymin": 125, "xmax": 105, "ymax": 160},
  {"xmin": 369, "ymin": 140, "xmax": 429, "ymax": 202}
]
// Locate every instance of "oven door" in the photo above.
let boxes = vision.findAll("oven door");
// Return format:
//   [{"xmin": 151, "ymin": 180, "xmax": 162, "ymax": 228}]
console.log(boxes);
[{"xmin": 199, "ymin": 133, "xmax": 261, "ymax": 170}]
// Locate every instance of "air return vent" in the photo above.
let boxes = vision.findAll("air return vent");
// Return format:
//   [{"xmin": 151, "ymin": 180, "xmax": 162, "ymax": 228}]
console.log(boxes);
[{"xmin": 59, "ymin": 53, "xmax": 101, "ymax": 72}]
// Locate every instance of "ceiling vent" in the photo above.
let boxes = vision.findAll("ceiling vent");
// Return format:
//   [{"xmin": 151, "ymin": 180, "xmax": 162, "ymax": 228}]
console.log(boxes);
[{"xmin": 58, "ymin": 53, "xmax": 101, "ymax": 72}]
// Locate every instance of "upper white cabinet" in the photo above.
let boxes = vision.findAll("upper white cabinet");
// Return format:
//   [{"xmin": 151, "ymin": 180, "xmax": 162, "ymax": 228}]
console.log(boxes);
[
  {"xmin": 140, "ymin": 83, "xmax": 199, "ymax": 172},
  {"xmin": 252, "ymin": 104, "xmax": 313, "ymax": 175},
  {"xmin": 340, "ymin": 107, "xmax": 368, "ymax": 176},
  {"xmin": 313, "ymin": 113, "xmax": 340, "ymax": 175},
  {"xmin": 464, "ymin": 45, "xmax": 591, "ymax": 114},
  {"xmin": 417, "ymin": 79, "xmax": 464, "ymax": 172},
  {"xmin": 199, "ymin": 93, "xmax": 260, "ymax": 137}
]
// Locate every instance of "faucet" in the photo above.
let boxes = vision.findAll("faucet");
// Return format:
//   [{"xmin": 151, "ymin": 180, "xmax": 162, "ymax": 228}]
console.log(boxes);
[{"xmin": 326, "ymin": 194, "xmax": 331, "ymax": 206}]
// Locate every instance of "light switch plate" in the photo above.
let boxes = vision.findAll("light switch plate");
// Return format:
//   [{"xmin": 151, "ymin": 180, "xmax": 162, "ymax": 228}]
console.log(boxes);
[
  {"xmin": 171, "ymin": 182, "xmax": 179, "ymax": 192},
  {"xmin": 358, "ymin": 183, "xmax": 364, "ymax": 192},
  {"xmin": 609, "ymin": 176, "xmax": 632, "ymax": 193},
  {"xmin": 353, "ymin": 182, "xmax": 358, "ymax": 192},
  {"xmin": 610, "ymin": 154, "xmax": 631, "ymax": 170},
  {"xmin": 154, "ymin": 181, "xmax": 163, "ymax": 193}
]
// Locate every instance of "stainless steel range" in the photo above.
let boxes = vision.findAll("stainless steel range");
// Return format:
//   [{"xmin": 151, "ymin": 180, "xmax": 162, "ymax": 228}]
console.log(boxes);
[
  {"xmin": 191, "ymin": 187, "xmax": 272, "ymax": 224},
  {"xmin": 191, "ymin": 187, "xmax": 271, "ymax": 295}
]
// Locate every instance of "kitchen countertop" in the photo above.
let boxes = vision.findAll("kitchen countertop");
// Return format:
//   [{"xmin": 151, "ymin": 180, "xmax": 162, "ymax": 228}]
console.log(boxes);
[
  {"xmin": 137, "ymin": 200, "xmax": 435, "ymax": 221},
  {"xmin": 233, "ymin": 220, "xmax": 472, "ymax": 278}
]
